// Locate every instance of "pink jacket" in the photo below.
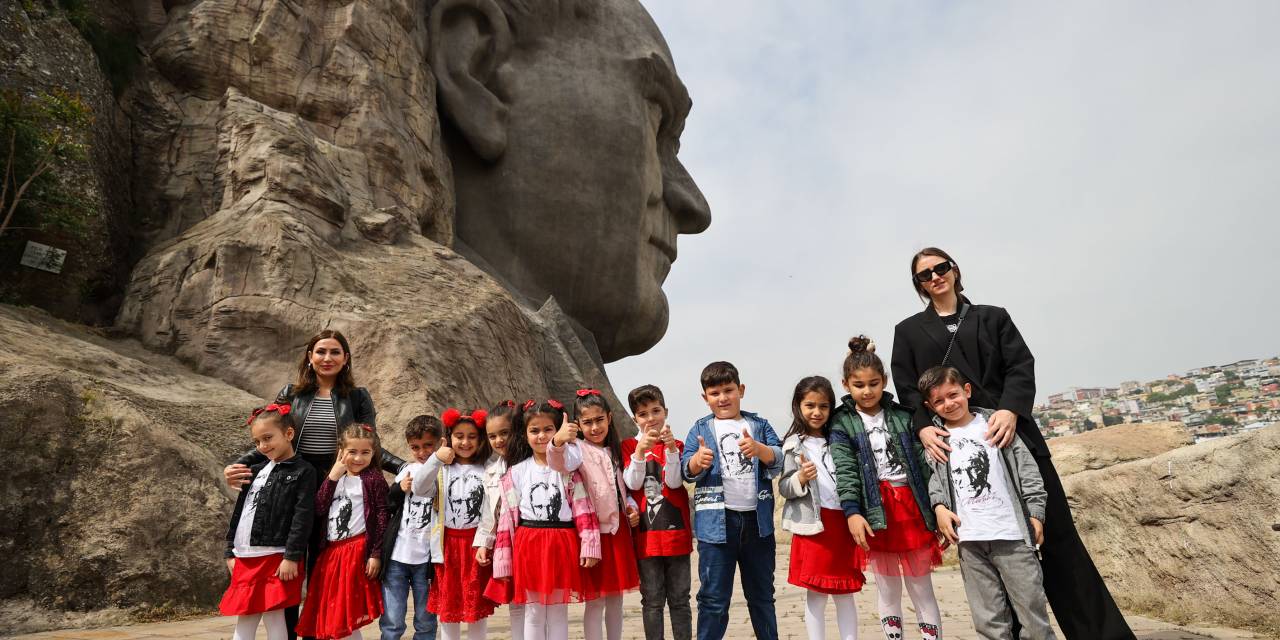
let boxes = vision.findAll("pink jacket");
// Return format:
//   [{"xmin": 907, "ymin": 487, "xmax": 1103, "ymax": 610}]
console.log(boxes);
[
  {"xmin": 548, "ymin": 440, "xmax": 630, "ymax": 535},
  {"xmin": 492, "ymin": 464, "xmax": 600, "ymax": 579}
]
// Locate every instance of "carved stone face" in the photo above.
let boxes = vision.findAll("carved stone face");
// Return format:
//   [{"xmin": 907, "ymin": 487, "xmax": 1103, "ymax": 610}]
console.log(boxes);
[{"xmin": 437, "ymin": 0, "xmax": 711, "ymax": 361}]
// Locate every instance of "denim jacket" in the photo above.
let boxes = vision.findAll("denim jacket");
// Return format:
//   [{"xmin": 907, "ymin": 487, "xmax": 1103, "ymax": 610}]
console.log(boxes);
[{"xmin": 680, "ymin": 411, "xmax": 783, "ymax": 544}]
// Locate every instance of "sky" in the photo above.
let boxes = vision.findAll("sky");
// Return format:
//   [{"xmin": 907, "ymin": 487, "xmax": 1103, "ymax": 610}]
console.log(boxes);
[{"xmin": 606, "ymin": 1, "xmax": 1280, "ymax": 436}]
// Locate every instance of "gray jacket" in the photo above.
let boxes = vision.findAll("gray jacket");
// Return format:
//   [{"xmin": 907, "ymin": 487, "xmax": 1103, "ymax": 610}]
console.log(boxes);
[
  {"xmin": 779, "ymin": 434, "xmax": 827, "ymax": 536},
  {"xmin": 927, "ymin": 408, "xmax": 1046, "ymax": 547}
]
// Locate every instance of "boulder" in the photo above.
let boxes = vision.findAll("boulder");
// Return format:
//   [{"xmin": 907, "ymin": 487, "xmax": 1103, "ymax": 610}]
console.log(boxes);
[{"xmin": 1048, "ymin": 421, "xmax": 1192, "ymax": 475}]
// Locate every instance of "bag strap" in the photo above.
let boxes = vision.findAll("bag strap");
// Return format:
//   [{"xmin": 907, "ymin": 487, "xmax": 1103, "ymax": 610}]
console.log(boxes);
[{"xmin": 940, "ymin": 302, "xmax": 970, "ymax": 367}]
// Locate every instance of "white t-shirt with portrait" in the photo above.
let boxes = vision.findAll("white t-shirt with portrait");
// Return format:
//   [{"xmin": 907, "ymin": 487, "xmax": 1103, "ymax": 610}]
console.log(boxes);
[
  {"xmin": 861, "ymin": 408, "xmax": 908, "ymax": 483},
  {"xmin": 444, "ymin": 463, "xmax": 486, "ymax": 530},
  {"xmin": 327, "ymin": 474, "xmax": 367, "ymax": 542},
  {"xmin": 233, "ymin": 460, "xmax": 287, "ymax": 558},
  {"xmin": 799, "ymin": 436, "xmax": 840, "ymax": 510},
  {"xmin": 391, "ymin": 462, "xmax": 435, "ymax": 565},
  {"xmin": 714, "ymin": 418, "xmax": 757, "ymax": 511},
  {"xmin": 947, "ymin": 413, "xmax": 1023, "ymax": 543},
  {"xmin": 513, "ymin": 459, "xmax": 574, "ymax": 523}
]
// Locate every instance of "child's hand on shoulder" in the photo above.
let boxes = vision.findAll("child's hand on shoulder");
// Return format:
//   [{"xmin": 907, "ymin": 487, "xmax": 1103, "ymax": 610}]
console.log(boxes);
[
  {"xmin": 365, "ymin": 557, "xmax": 381, "ymax": 580},
  {"xmin": 328, "ymin": 453, "xmax": 348, "ymax": 481},
  {"xmin": 846, "ymin": 514, "xmax": 874, "ymax": 551},
  {"xmin": 1030, "ymin": 517, "xmax": 1044, "ymax": 546},
  {"xmin": 435, "ymin": 447, "xmax": 455, "ymax": 464},
  {"xmin": 934, "ymin": 505, "xmax": 961, "ymax": 545},
  {"xmin": 277, "ymin": 559, "xmax": 299, "ymax": 581}
]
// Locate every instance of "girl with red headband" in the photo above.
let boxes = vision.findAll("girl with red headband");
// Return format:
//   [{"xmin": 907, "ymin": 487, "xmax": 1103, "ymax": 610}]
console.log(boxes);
[
  {"xmin": 220, "ymin": 404, "xmax": 317, "ymax": 640},
  {"xmin": 412, "ymin": 408, "xmax": 498, "ymax": 639},
  {"xmin": 548, "ymin": 389, "xmax": 640, "ymax": 640},
  {"xmin": 493, "ymin": 399, "xmax": 602, "ymax": 640},
  {"xmin": 297, "ymin": 423, "xmax": 388, "ymax": 640}
]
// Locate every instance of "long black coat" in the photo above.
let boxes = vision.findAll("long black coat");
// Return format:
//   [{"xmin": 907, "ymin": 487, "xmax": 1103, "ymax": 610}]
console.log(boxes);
[{"xmin": 890, "ymin": 297, "xmax": 1048, "ymax": 456}]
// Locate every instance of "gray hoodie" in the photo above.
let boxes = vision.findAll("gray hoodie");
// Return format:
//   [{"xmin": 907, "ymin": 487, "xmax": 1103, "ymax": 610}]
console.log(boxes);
[{"xmin": 926, "ymin": 408, "xmax": 1047, "ymax": 547}]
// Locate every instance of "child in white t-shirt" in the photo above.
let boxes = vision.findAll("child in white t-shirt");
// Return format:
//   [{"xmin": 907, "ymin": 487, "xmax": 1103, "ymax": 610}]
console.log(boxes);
[
  {"xmin": 921, "ymin": 366, "xmax": 1057, "ymax": 640},
  {"xmin": 380, "ymin": 415, "xmax": 444, "ymax": 640}
]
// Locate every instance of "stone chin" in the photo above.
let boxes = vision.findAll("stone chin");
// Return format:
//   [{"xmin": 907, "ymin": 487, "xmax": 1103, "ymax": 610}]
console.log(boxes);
[{"xmin": 588, "ymin": 289, "xmax": 671, "ymax": 362}]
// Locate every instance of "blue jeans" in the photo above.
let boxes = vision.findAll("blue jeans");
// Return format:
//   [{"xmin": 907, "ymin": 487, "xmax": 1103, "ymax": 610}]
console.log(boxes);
[
  {"xmin": 379, "ymin": 559, "xmax": 437, "ymax": 640},
  {"xmin": 695, "ymin": 509, "xmax": 777, "ymax": 640}
]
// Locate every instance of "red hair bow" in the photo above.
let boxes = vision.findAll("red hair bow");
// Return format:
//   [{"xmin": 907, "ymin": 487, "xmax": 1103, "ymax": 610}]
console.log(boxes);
[
  {"xmin": 575, "ymin": 388, "xmax": 601, "ymax": 397},
  {"xmin": 503, "ymin": 400, "xmax": 516, "ymax": 408},
  {"xmin": 442, "ymin": 407, "xmax": 488, "ymax": 430},
  {"xmin": 360, "ymin": 424, "xmax": 374, "ymax": 433},
  {"xmin": 246, "ymin": 403, "xmax": 291, "ymax": 425},
  {"xmin": 547, "ymin": 399, "xmax": 564, "ymax": 410},
  {"xmin": 522, "ymin": 399, "xmax": 536, "ymax": 411}
]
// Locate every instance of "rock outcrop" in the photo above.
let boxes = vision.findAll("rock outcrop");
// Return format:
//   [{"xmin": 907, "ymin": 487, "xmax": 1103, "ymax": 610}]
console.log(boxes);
[
  {"xmin": 1047, "ymin": 421, "xmax": 1192, "ymax": 475},
  {"xmin": 0, "ymin": 305, "xmax": 256, "ymax": 631},
  {"xmin": 1063, "ymin": 426, "xmax": 1280, "ymax": 636}
]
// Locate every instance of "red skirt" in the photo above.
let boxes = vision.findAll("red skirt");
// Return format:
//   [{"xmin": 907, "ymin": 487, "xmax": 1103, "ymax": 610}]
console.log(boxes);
[
  {"xmin": 584, "ymin": 524, "xmax": 641, "ymax": 599},
  {"xmin": 867, "ymin": 482, "xmax": 943, "ymax": 577},
  {"xmin": 788, "ymin": 508, "xmax": 868, "ymax": 594},
  {"xmin": 219, "ymin": 553, "xmax": 305, "ymax": 616},
  {"xmin": 482, "ymin": 574, "xmax": 514, "ymax": 606},
  {"xmin": 296, "ymin": 536, "xmax": 382, "ymax": 639},
  {"xmin": 512, "ymin": 526, "xmax": 589, "ymax": 604},
  {"xmin": 428, "ymin": 527, "xmax": 496, "ymax": 623}
]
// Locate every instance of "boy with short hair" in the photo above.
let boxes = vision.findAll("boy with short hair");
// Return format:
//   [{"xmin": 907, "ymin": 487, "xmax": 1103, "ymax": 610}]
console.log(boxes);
[
  {"xmin": 621, "ymin": 384, "xmax": 693, "ymax": 640},
  {"xmin": 380, "ymin": 415, "xmax": 444, "ymax": 640},
  {"xmin": 920, "ymin": 366, "xmax": 1057, "ymax": 640},
  {"xmin": 680, "ymin": 362, "xmax": 783, "ymax": 640}
]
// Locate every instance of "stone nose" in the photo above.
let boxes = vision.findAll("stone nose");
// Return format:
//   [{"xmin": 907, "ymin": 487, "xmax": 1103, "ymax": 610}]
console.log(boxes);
[{"xmin": 664, "ymin": 157, "xmax": 710, "ymax": 235}]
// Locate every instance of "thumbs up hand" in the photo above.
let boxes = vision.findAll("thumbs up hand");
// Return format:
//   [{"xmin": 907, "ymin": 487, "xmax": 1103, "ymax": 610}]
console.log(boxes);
[
  {"xmin": 688, "ymin": 435, "xmax": 714, "ymax": 475},
  {"xmin": 738, "ymin": 427, "xmax": 759, "ymax": 460},
  {"xmin": 636, "ymin": 426, "xmax": 660, "ymax": 454},
  {"xmin": 553, "ymin": 412, "xmax": 579, "ymax": 447},
  {"xmin": 798, "ymin": 453, "xmax": 818, "ymax": 485},
  {"xmin": 660, "ymin": 424, "xmax": 678, "ymax": 452}
]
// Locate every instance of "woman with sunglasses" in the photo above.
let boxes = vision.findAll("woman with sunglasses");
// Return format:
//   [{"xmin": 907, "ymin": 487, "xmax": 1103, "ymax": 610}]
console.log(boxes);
[{"xmin": 890, "ymin": 247, "xmax": 1134, "ymax": 640}]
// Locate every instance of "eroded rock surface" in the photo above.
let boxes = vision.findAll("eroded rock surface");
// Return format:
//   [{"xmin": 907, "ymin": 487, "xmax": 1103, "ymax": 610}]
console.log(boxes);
[{"xmin": 1047, "ymin": 421, "xmax": 1192, "ymax": 476}]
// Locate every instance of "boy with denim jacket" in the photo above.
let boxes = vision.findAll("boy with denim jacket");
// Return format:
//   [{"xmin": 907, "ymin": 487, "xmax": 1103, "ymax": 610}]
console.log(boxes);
[
  {"xmin": 680, "ymin": 361, "xmax": 783, "ymax": 640},
  {"xmin": 379, "ymin": 416, "xmax": 444, "ymax": 640},
  {"xmin": 921, "ymin": 366, "xmax": 1057, "ymax": 640}
]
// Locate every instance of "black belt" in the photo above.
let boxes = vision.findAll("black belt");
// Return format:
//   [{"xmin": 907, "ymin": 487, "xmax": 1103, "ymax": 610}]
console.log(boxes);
[{"xmin": 519, "ymin": 518, "xmax": 574, "ymax": 529}]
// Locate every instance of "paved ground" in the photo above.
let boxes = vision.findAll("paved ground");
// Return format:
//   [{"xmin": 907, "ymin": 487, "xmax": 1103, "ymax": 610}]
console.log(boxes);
[{"xmin": 14, "ymin": 546, "xmax": 1259, "ymax": 640}]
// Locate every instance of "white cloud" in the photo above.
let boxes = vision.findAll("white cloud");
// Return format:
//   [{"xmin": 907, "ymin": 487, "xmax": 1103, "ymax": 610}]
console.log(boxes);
[{"xmin": 610, "ymin": 1, "xmax": 1280, "ymax": 436}]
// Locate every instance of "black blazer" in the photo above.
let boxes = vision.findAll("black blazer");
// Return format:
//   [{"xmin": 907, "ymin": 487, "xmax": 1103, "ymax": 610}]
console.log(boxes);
[
  {"xmin": 890, "ymin": 297, "xmax": 1047, "ymax": 457},
  {"xmin": 235, "ymin": 384, "xmax": 405, "ymax": 473},
  {"xmin": 224, "ymin": 454, "xmax": 317, "ymax": 560}
]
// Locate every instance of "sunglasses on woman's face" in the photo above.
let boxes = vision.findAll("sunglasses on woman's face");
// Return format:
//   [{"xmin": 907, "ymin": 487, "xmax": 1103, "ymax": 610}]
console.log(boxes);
[{"xmin": 914, "ymin": 261, "xmax": 954, "ymax": 283}]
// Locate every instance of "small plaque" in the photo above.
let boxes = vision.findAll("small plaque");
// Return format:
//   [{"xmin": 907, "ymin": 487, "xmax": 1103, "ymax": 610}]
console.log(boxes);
[{"xmin": 20, "ymin": 241, "xmax": 67, "ymax": 274}]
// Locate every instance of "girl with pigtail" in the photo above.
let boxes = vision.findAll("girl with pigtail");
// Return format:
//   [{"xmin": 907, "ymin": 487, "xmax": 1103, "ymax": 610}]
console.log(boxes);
[
  {"xmin": 493, "ymin": 399, "xmax": 602, "ymax": 640},
  {"xmin": 829, "ymin": 337, "xmax": 945, "ymax": 640},
  {"xmin": 412, "ymin": 408, "xmax": 500, "ymax": 640},
  {"xmin": 779, "ymin": 376, "xmax": 867, "ymax": 640},
  {"xmin": 547, "ymin": 389, "xmax": 641, "ymax": 640},
  {"xmin": 475, "ymin": 400, "xmax": 528, "ymax": 639}
]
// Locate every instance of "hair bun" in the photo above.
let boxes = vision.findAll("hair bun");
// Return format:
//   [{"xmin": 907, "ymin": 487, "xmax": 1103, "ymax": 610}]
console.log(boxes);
[{"xmin": 847, "ymin": 335, "xmax": 875, "ymax": 355}]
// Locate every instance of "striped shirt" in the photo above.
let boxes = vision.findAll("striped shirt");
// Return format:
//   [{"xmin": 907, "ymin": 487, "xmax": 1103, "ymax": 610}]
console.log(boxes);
[{"xmin": 297, "ymin": 396, "xmax": 338, "ymax": 455}]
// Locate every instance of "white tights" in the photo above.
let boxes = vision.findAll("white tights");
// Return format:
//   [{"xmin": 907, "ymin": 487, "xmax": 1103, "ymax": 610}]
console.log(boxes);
[
  {"xmin": 440, "ymin": 619, "xmax": 488, "ymax": 640},
  {"xmin": 582, "ymin": 594, "xmax": 624, "ymax": 640},
  {"xmin": 233, "ymin": 610, "xmax": 287, "ymax": 640},
  {"xmin": 510, "ymin": 603, "xmax": 526, "ymax": 640},
  {"xmin": 523, "ymin": 602, "xmax": 569, "ymax": 640},
  {"xmin": 804, "ymin": 590, "xmax": 858, "ymax": 640},
  {"xmin": 875, "ymin": 572, "xmax": 942, "ymax": 638}
]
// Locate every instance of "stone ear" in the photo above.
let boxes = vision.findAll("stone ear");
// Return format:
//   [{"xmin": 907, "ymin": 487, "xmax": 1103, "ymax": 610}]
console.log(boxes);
[{"xmin": 429, "ymin": 0, "xmax": 513, "ymax": 162}]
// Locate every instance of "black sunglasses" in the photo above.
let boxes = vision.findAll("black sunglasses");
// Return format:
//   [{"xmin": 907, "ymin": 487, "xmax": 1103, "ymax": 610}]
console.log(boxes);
[{"xmin": 914, "ymin": 261, "xmax": 954, "ymax": 283}]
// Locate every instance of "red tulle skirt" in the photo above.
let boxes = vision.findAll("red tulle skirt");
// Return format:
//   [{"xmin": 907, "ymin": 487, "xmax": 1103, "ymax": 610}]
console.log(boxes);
[
  {"xmin": 584, "ymin": 524, "xmax": 641, "ymax": 599},
  {"xmin": 428, "ymin": 527, "xmax": 496, "ymax": 622},
  {"xmin": 788, "ymin": 508, "xmax": 868, "ymax": 594},
  {"xmin": 512, "ymin": 526, "xmax": 590, "ymax": 604},
  {"xmin": 867, "ymin": 482, "xmax": 943, "ymax": 577},
  {"xmin": 296, "ymin": 536, "xmax": 382, "ymax": 640},
  {"xmin": 219, "ymin": 553, "xmax": 305, "ymax": 616}
]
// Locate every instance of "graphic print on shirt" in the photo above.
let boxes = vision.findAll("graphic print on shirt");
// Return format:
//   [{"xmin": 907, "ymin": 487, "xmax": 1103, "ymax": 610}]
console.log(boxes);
[
  {"xmin": 528, "ymin": 481, "xmax": 565, "ymax": 521},
  {"xmin": 870, "ymin": 426, "xmax": 906, "ymax": 479},
  {"xmin": 639, "ymin": 460, "xmax": 683, "ymax": 531},
  {"xmin": 717, "ymin": 431, "xmax": 753, "ymax": 478},
  {"xmin": 447, "ymin": 472, "xmax": 485, "ymax": 527},
  {"xmin": 247, "ymin": 477, "xmax": 267, "ymax": 512},
  {"xmin": 405, "ymin": 492, "xmax": 433, "ymax": 530},
  {"xmin": 951, "ymin": 437, "xmax": 995, "ymax": 503},
  {"xmin": 332, "ymin": 493, "xmax": 355, "ymax": 539}
]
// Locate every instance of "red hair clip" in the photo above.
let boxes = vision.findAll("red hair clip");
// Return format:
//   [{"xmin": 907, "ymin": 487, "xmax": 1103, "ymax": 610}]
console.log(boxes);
[
  {"xmin": 472, "ymin": 409, "xmax": 488, "ymax": 429},
  {"xmin": 246, "ymin": 403, "xmax": 292, "ymax": 425},
  {"xmin": 575, "ymin": 388, "xmax": 601, "ymax": 397},
  {"xmin": 522, "ymin": 399, "xmax": 537, "ymax": 411},
  {"xmin": 442, "ymin": 408, "xmax": 488, "ymax": 430},
  {"xmin": 547, "ymin": 399, "xmax": 564, "ymax": 410},
  {"xmin": 360, "ymin": 424, "xmax": 374, "ymax": 433},
  {"xmin": 503, "ymin": 400, "xmax": 516, "ymax": 408}
]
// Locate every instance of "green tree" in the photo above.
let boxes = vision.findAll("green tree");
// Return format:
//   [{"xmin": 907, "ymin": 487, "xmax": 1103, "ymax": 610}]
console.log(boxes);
[
  {"xmin": 1214, "ymin": 384, "xmax": 1237, "ymax": 405},
  {"xmin": 1103, "ymin": 414, "xmax": 1124, "ymax": 427},
  {"xmin": 0, "ymin": 89, "xmax": 93, "ymax": 239}
]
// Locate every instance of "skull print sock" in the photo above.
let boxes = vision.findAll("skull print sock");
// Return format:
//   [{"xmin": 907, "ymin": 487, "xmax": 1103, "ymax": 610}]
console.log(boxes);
[
  {"xmin": 918, "ymin": 622, "xmax": 941, "ymax": 640},
  {"xmin": 881, "ymin": 616, "xmax": 904, "ymax": 640}
]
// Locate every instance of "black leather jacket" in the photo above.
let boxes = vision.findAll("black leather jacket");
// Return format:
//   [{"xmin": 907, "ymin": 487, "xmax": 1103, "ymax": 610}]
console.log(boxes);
[
  {"xmin": 224, "ymin": 454, "xmax": 317, "ymax": 560},
  {"xmin": 234, "ymin": 384, "xmax": 406, "ymax": 473}
]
